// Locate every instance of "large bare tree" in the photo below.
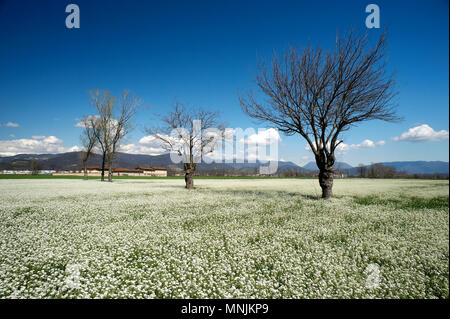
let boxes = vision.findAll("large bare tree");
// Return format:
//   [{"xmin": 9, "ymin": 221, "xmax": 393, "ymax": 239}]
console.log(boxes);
[
  {"xmin": 90, "ymin": 89, "xmax": 141, "ymax": 182},
  {"xmin": 147, "ymin": 102, "xmax": 224, "ymax": 189},
  {"xmin": 239, "ymin": 31, "xmax": 399, "ymax": 198},
  {"xmin": 79, "ymin": 115, "xmax": 99, "ymax": 180}
]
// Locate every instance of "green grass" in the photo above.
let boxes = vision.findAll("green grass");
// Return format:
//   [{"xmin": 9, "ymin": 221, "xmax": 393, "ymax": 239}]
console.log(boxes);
[
  {"xmin": 0, "ymin": 174, "xmax": 180, "ymax": 179},
  {"xmin": 0, "ymin": 174, "xmax": 315, "ymax": 180},
  {"xmin": 354, "ymin": 194, "xmax": 449, "ymax": 210}
]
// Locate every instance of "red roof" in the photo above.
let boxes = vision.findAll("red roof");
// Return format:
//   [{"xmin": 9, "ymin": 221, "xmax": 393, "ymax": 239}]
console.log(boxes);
[
  {"xmin": 113, "ymin": 167, "xmax": 142, "ymax": 173},
  {"xmin": 137, "ymin": 166, "xmax": 167, "ymax": 171},
  {"xmin": 86, "ymin": 166, "xmax": 102, "ymax": 170}
]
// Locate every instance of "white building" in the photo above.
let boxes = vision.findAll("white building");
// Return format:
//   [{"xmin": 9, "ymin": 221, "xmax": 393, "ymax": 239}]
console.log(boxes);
[{"xmin": 136, "ymin": 166, "xmax": 168, "ymax": 177}]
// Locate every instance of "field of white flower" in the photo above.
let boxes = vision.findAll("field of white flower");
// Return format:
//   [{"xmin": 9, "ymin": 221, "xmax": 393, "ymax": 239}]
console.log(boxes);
[{"xmin": 0, "ymin": 178, "xmax": 448, "ymax": 299}]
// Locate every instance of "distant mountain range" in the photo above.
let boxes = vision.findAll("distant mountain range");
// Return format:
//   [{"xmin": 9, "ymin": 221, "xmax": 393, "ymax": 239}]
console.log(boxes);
[
  {"xmin": 302, "ymin": 161, "xmax": 354, "ymax": 172},
  {"xmin": 377, "ymin": 161, "xmax": 449, "ymax": 175},
  {"xmin": 301, "ymin": 160, "xmax": 448, "ymax": 176},
  {"xmin": 0, "ymin": 152, "xmax": 448, "ymax": 176},
  {"xmin": 0, "ymin": 152, "xmax": 308, "ymax": 174}
]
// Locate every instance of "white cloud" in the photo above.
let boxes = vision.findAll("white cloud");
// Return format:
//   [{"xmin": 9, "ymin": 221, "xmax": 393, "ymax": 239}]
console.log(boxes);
[
  {"xmin": 67, "ymin": 145, "xmax": 82, "ymax": 152},
  {"xmin": 117, "ymin": 134, "xmax": 168, "ymax": 155},
  {"xmin": 74, "ymin": 115, "xmax": 101, "ymax": 128},
  {"xmin": 0, "ymin": 136, "xmax": 79, "ymax": 156},
  {"xmin": 305, "ymin": 139, "xmax": 385, "ymax": 154},
  {"xmin": 119, "ymin": 143, "xmax": 166, "ymax": 155},
  {"xmin": 138, "ymin": 135, "xmax": 160, "ymax": 145},
  {"xmin": 1, "ymin": 122, "xmax": 20, "ymax": 127},
  {"xmin": 240, "ymin": 128, "xmax": 281, "ymax": 146},
  {"xmin": 337, "ymin": 139, "xmax": 386, "ymax": 151},
  {"xmin": 392, "ymin": 124, "xmax": 449, "ymax": 142}
]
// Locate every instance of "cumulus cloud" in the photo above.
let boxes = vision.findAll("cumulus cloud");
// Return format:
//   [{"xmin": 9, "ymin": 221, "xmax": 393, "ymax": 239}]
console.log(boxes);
[
  {"xmin": 0, "ymin": 136, "xmax": 79, "ymax": 156},
  {"xmin": 74, "ymin": 121, "xmax": 86, "ymax": 128},
  {"xmin": 337, "ymin": 139, "xmax": 386, "ymax": 151},
  {"xmin": 119, "ymin": 143, "xmax": 166, "ymax": 155},
  {"xmin": 239, "ymin": 128, "xmax": 281, "ymax": 146},
  {"xmin": 305, "ymin": 139, "xmax": 385, "ymax": 153},
  {"xmin": 392, "ymin": 124, "xmax": 449, "ymax": 142},
  {"xmin": 1, "ymin": 122, "xmax": 20, "ymax": 127},
  {"xmin": 67, "ymin": 145, "xmax": 82, "ymax": 152},
  {"xmin": 117, "ymin": 135, "xmax": 167, "ymax": 155},
  {"xmin": 74, "ymin": 115, "xmax": 103, "ymax": 128}
]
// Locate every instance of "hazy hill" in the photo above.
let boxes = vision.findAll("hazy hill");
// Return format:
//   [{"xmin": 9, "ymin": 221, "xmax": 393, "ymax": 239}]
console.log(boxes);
[
  {"xmin": 0, "ymin": 152, "xmax": 447, "ymax": 175},
  {"xmin": 0, "ymin": 152, "xmax": 306, "ymax": 174},
  {"xmin": 302, "ymin": 161, "xmax": 353, "ymax": 172},
  {"xmin": 378, "ymin": 161, "xmax": 449, "ymax": 175}
]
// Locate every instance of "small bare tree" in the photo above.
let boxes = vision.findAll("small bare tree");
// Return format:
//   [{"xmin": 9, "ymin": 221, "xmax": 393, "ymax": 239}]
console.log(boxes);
[
  {"xmin": 147, "ymin": 102, "xmax": 224, "ymax": 189},
  {"xmin": 90, "ymin": 90, "xmax": 115, "ymax": 181},
  {"xmin": 357, "ymin": 163, "xmax": 366, "ymax": 178},
  {"xmin": 104, "ymin": 91, "xmax": 141, "ymax": 182},
  {"xmin": 30, "ymin": 160, "xmax": 40, "ymax": 175},
  {"xmin": 79, "ymin": 116, "xmax": 99, "ymax": 180},
  {"xmin": 239, "ymin": 30, "xmax": 399, "ymax": 198},
  {"xmin": 90, "ymin": 89, "xmax": 141, "ymax": 182}
]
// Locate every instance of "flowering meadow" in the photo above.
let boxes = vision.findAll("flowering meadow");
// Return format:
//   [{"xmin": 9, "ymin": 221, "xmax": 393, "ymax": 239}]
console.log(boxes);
[{"xmin": 0, "ymin": 178, "xmax": 448, "ymax": 298}]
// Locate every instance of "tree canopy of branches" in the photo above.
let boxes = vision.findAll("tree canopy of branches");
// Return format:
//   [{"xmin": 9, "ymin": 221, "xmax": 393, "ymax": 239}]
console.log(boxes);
[
  {"xmin": 239, "ymin": 30, "xmax": 399, "ymax": 198},
  {"xmin": 147, "ymin": 102, "xmax": 224, "ymax": 189},
  {"xmin": 79, "ymin": 115, "xmax": 99, "ymax": 180},
  {"xmin": 90, "ymin": 89, "xmax": 141, "ymax": 182}
]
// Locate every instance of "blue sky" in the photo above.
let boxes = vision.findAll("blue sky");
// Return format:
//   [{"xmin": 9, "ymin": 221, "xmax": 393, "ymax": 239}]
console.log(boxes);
[{"xmin": 0, "ymin": 0, "xmax": 448, "ymax": 166}]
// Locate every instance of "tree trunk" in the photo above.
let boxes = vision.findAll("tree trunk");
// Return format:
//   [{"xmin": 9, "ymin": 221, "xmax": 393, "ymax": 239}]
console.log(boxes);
[
  {"xmin": 101, "ymin": 152, "xmax": 106, "ymax": 181},
  {"xmin": 83, "ymin": 161, "xmax": 88, "ymax": 181},
  {"xmin": 185, "ymin": 172, "xmax": 194, "ymax": 189},
  {"xmin": 319, "ymin": 168, "xmax": 334, "ymax": 199},
  {"xmin": 184, "ymin": 163, "xmax": 196, "ymax": 189},
  {"xmin": 108, "ymin": 162, "xmax": 113, "ymax": 182}
]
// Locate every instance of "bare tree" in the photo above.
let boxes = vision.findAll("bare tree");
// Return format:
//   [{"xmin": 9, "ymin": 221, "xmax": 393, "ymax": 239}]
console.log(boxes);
[
  {"xmin": 79, "ymin": 116, "xmax": 99, "ymax": 180},
  {"xmin": 147, "ymin": 102, "xmax": 224, "ymax": 189},
  {"xmin": 239, "ymin": 30, "xmax": 399, "ymax": 198},
  {"xmin": 30, "ymin": 160, "xmax": 40, "ymax": 175},
  {"xmin": 90, "ymin": 90, "xmax": 115, "ymax": 181},
  {"xmin": 104, "ymin": 90, "xmax": 141, "ymax": 182},
  {"xmin": 368, "ymin": 163, "xmax": 396, "ymax": 178},
  {"xmin": 90, "ymin": 89, "xmax": 141, "ymax": 182},
  {"xmin": 357, "ymin": 163, "xmax": 366, "ymax": 178}
]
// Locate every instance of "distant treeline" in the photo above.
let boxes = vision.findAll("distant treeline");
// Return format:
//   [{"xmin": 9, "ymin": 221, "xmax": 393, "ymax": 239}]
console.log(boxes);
[
  {"xmin": 168, "ymin": 163, "xmax": 449, "ymax": 179},
  {"xmin": 350, "ymin": 163, "xmax": 449, "ymax": 180}
]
